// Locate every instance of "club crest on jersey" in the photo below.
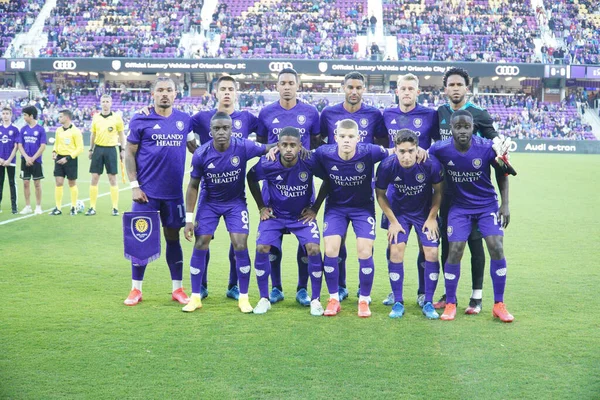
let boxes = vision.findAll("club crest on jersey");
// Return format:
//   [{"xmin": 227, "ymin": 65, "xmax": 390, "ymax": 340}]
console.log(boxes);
[
  {"xmin": 416, "ymin": 173, "xmax": 426, "ymax": 183},
  {"xmin": 413, "ymin": 118, "xmax": 423, "ymax": 128},
  {"xmin": 359, "ymin": 118, "xmax": 368, "ymax": 128},
  {"xmin": 34, "ymin": 131, "xmax": 39, "ymax": 136},
  {"xmin": 176, "ymin": 121, "xmax": 185, "ymax": 131},
  {"xmin": 297, "ymin": 115, "xmax": 306, "ymax": 125},
  {"xmin": 234, "ymin": 120, "xmax": 242, "ymax": 130},
  {"xmin": 231, "ymin": 156, "xmax": 240, "ymax": 167},
  {"xmin": 355, "ymin": 162, "xmax": 365, "ymax": 172},
  {"xmin": 447, "ymin": 226, "xmax": 453, "ymax": 237},
  {"xmin": 131, "ymin": 216, "xmax": 153, "ymax": 242},
  {"xmin": 472, "ymin": 158, "xmax": 482, "ymax": 169},
  {"xmin": 298, "ymin": 171, "xmax": 309, "ymax": 182},
  {"xmin": 8, "ymin": 130, "xmax": 14, "ymax": 135}
]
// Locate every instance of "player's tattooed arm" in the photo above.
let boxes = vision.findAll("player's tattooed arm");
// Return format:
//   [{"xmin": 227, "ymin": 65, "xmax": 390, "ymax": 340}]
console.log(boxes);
[
  {"xmin": 423, "ymin": 182, "xmax": 443, "ymax": 241},
  {"xmin": 376, "ymin": 187, "xmax": 406, "ymax": 244},
  {"xmin": 495, "ymin": 168, "xmax": 510, "ymax": 228},
  {"xmin": 184, "ymin": 177, "xmax": 201, "ymax": 241},
  {"xmin": 125, "ymin": 142, "xmax": 148, "ymax": 203},
  {"xmin": 311, "ymin": 180, "xmax": 330, "ymax": 214},
  {"xmin": 247, "ymin": 173, "xmax": 274, "ymax": 221}
]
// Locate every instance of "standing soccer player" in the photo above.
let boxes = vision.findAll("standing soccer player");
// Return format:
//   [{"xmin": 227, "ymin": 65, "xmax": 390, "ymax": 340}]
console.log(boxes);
[
  {"xmin": 320, "ymin": 72, "xmax": 387, "ymax": 301},
  {"xmin": 429, "ymin": 110, "xmax": 513, "ymax": 322},
  {"xmin": 257, "ymin": 68, "xmax": 320, "ymax": 306},
  {"xmin": 190, "ymin": 75, "xmax": 259, "ymax": 301},
  {"xmin": 247, "ymin": 127, "xmax": 325, "ymax": 316},
  {"xmin": 313, "ymin": 119, "xmax": 391, "ymax": 318},
  {"xmin": 375, "ymin": 129, "xmax": 443, "ymax": 319},
  {"xmin": 381, "ymin": 73, "xmax": 440, "ymax": 308},
  {"xmin": 49, "ymin": 110, "xmax": 83, "ymax": 216},
  {"xmin": 0, "ymin": 107, "xmax": 19, "ymax": 214},
  {"xmin": 17, "ymin": 106, "xmax": 46, "ymax": 215},
  {"xmin": 86, "ymin": 94, "xmax": 125, "ymax": 216},
  {"xmin": 123, "ymin": 77, "xmax": 196, "ymax": 306},
  {"xmin": 182, "ymin": 112, "xmax": 273, "ymax": 313}
]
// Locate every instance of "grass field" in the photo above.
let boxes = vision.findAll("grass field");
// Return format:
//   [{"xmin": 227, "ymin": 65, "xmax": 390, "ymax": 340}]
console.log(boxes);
[{"xmin": 1, "ymin": 152, "xmax": 599, "ymax": 399}]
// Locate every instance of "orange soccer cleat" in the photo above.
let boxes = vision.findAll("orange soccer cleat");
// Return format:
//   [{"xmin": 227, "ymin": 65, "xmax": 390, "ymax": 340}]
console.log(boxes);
[
  {"xmin": 440, "ymin": 303, "xmax": 457, "ymax": 321},
  {"xmin": 172, "ymin": 287, "xmax": 190, "ymax": 305},
  {"xmin": 124, "ymin": 288, "xmax": 142, "ymax": 306},
  {"xmin": 323, "ymin": 298, "xmax": 341, "ymax": 316},
  {"xmin": 357, "ymin": 300, "xmax": 372, "ymax": 318},
  {"xmin": 492, "ymin": 302, "xmax": 514, "ymax": 323}
]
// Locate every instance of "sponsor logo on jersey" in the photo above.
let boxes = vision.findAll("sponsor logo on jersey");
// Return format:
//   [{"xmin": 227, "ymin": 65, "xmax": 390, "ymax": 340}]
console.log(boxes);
[{"xmin": 153, "ymin": 124, "xmax": 161, "ymax": 129}]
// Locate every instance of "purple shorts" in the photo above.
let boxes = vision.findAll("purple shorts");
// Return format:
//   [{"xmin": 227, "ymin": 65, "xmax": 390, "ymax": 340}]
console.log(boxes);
[
  {"xmin": 195, "ymin": 200, "xmax": 250, "ymax": 236},
  {"xmin": 381, "ymin": 213, "xmax": 439, "ymax": 247},
  {"xmin": 323, "ymin": 206, "xmax": 376, "ymax": 240},
  {"xmin": 257, "ymin": 217, "xmax": 320, "ymax": 249},
  {"xmin": 131, "ymin": 196, "xmax": 185, "ymax": 229},
  {"xmin": 447, "ymin": 205, "xmax": 504, "ymax": 242}
]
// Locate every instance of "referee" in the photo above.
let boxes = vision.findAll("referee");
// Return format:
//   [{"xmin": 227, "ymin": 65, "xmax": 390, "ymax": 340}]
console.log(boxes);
[
  {"xmin": 86, "ymin": 94, "xmax": 125, "ymax": 216},
  {"xmin": 49, "ymin": 109, "xmax": 83, "ymax": 216}
]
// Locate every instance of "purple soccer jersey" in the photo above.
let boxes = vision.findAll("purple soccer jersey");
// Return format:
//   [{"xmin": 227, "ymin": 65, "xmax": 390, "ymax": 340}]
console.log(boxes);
[
  {"xmin": 127, "ymin": 109, "xmax": 192, "ymax": 200},
  {"xmin": 375, "ymin": 154, "xmax": 444, "ymax": 221},
  {"xmin": 191, "ymin": 138, "xmax": 266, "ymax": 203},
  {"xmin": 0, "ymin": 124, "xmax": 19, "ymax": 162},
  {"xmin": 247, "ymin": 155, "xmax": 316, "ymax": 220},
  {"xmin": 313, "ymin": 143, "xmax": 389, "ymax": 209},
  {"xmin": 320, "ymin": 103, "xmax": 386, "ymax": 145},
  {"xmin": 257, "ymin": 100, "xmax": 320, "ymax": 148},
  {"xmin": 17, "ymin": 124, "xmax": 47, "ymax": 163},
  {"xmin": 428, "ymin": 136, "xmax": 498, "ymax": 211},
  {"xmin": 191, "ymin": 109, "xmax": 258, "ymax": 145},
  {"xmin": 382, "ymin": 104, "xmax": 440, "ymax": 149}
]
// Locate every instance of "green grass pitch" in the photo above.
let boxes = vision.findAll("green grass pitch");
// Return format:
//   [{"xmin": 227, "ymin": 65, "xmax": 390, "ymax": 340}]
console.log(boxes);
[{"xmin": 1, "ymin": 152, "xmax": 599, "ymax": 399}]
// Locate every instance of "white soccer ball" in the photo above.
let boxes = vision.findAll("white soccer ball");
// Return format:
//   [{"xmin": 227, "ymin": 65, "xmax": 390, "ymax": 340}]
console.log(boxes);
[
  {"xmin": 48, "ymin": 137, "xmax": 55, "ymax": 144},
  {"xmin": 76, "ymin": 200, "xmax": 85, "ymax": 214}
]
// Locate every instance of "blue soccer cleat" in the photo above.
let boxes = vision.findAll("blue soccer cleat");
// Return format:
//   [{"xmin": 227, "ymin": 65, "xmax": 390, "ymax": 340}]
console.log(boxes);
[
  {"xmin": 295, "ymin": 288, "xmax": 311, "ymax": 306},
  {"xmin": 382, "ymin": 292, "xmax": 395, "ymax": 306},
  {"xmin": 389, "ymin": 302, "xmax": 405, "ymax": 318},
  {"xmin": 338, "ymin": 286, "xmax": 349, "ymax": 301},
  {"xmin": 226, "ymin": 285, "xmax": 240, "ymax": 300},
  {"xmin": 422, "ymin": 302, "xmax": 440, "ymax": 320},
  {"xmin": 269, "ymin": 287, "xmax": 285, "ymax": 303},
  {"xmin": 199, "ymin": 285, "xmax": 209, "ymax": 300}
]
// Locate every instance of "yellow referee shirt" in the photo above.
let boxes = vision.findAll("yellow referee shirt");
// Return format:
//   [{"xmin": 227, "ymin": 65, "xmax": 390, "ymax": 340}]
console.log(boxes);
[
  {"xmin": 53, "ymin": 124, "xmax": 84, "ymax": 158},
  {"xmin": 91, "ymin": 112, "xmax": 124, "ymax": 147}
]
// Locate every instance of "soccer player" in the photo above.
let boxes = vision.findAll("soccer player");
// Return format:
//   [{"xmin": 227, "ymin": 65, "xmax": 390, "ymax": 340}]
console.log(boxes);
[
  {"xmin": 313, "ymin": 119, "xmax": 391, "ymax": 317},
  {"xmin": 435, "ymin": 67, "xmax": 510, "ymax": 314},
  {"xmin": 123, "ymin": 77, "xmax": 196, "ymax": 306},
  {"xmin": 17, "ymin": 106, "xmax": 46, "ymax": 215},
  {"xmin": 49, "ymin": 109, "xmax": 83, "ymax": 216},
  {"xmin": 0, "ymin": 107, "xmax": 19, "ymax": 214},
  {"xmin": 182, "ymin": 111, "xmax": 273, "ymax": 313},
  {"xmin": 381, "ymin": 73, "xmax": 440, "ymax": 307},
  {"xmin": 86, "ymin": 94, "xmax": 125, "ymax": 216},
  {"xmin": 375, "ymin": 129, "xmax": 443, "ymax": 319},
  {"xmin": 257, "ymin": 68, "xmax": 320, "ymax": 306},
  {"xmin": 320, "ymin": 71, "xmax": 387, "ymax": 301},
  {"xmin": 247, "ymin": 127, "xmax": 325, "ymax": 316},
  {"xmin": 190, "ymin": 75, "xmax": 259, "ymax": 301},
  {"xmin": 429, "ymin": 110, "xmax": 513, "ymax": 322}
]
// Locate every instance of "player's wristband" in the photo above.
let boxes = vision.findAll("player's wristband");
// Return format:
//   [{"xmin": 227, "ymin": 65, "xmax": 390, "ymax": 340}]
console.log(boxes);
[
  {"xmin": 130, "ymin": 180, "xmax": 140, "ymax": 189},
  {"xmin": 186, "ymin": 212, "xmax": 194, "ymax": 223}
]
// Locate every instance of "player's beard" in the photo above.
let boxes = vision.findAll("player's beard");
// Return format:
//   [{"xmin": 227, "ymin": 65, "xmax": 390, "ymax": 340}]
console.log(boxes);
[{"xmin": 449, "ymin": 94, "xmax": 465, "ymax": 105}]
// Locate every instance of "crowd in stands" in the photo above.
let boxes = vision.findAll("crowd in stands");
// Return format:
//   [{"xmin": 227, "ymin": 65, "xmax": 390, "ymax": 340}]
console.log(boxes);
[{"xmin": 0, "ymin": 0, "xmax": 45, "ymax": 57}]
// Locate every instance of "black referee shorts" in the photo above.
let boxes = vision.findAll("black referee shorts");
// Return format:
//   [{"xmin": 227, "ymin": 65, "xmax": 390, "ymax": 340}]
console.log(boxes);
[
  {"xmin": 54, "ymin": 156, "xmax": 78, "ymax": 180},
  {"xmin": 89, "ymin": 145, "xmax": 118, "ymax": 175}
]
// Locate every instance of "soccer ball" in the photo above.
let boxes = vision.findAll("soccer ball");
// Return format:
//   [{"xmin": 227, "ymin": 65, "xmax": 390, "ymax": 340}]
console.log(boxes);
[
  {"xmin": 76, "ymin": 200, "xmax": 85, "ymax": 214},
  {"xmin": 48, "ymin": 137, "xmax": 55, "ymax": 144}
]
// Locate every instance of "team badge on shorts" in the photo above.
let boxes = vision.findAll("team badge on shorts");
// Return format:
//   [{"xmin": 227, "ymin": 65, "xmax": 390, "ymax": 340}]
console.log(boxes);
[
  {"xmin": 176, "ymin": 121, "xmax": 184, "ymax": 131},
  {"xmin": 131, "ymin": 216, "xmax": 153, "ymax": 242},
  {"xmin": 360, "ymin": 118, "xmax": 368, "ymax": 128},
  {"xmin": 472, "ymin": 158, "xmax": 482, "ymax": 169},
  {"xmin": 297, "ymin": 115, "xmax": 306, "ymax": 125},
  {"xmin": 416, "ymin": 172, "xmax": 426, "ymax": 183},
  {"xmin": 413, "ymin": 118, "xmax": 422, "ymax": 128},
  {"xmin": 234, "ymin": 120, "xmax": 242, "ymax": 130},
  {"xmin": 298, "ymin": 171, "xmax": 309, "ymax": 182},
  {"xmin": 231, "ymin": 156, "xmax": 240, "ymax": 166},
  {"xmin": 355, "ymin": 162, "xmax": 365, "ymax": 172},
  {"xmin": 447, "ymin": 226, "xmax": 453, "ymax": 237}
]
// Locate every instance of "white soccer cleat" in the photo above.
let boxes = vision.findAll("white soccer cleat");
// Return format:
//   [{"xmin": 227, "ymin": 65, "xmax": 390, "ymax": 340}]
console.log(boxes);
[
  {"xmin": 310, "ymin": 299, "xmax": 324, "ymax": 316},
  {"xmin": 19, "ymin": 205, "xmax": 32, "ymax": 214},
  {"xmin": 253, "ymin": 297, "xmax": 271, "ymax": 314},
  {"xmin": 34, "ymin": 207, "xmax": 43, "ymax": 215}
]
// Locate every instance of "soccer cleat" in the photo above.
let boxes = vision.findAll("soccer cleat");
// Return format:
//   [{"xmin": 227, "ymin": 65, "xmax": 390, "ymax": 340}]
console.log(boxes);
[
  {"xmin": 492, "ymin": 302, "xmax": 514, "ymax": 323},
  {"xmin": 422, "ymin": 302, "xmax": 440, "ymax": 319},
  {"xmin": 465, "ymin": 298, "xmax": 482, "ymax": 315},
  {"xmin": 172, "ymin": 287, "xmax": 190, "ymax": 304},
  {"xmin": 358, "ymin": 300, "xmax": 372, "ymax": 318},
  {"xmin": 238, "ymin": 297, "xmax": 254, "ymax": 313},
  {"xmin": 389, "ymin": 302, "xmax": 405, "ymax": 319},
  {"xmin": 19, "ymin": 205, "xmax": 32, "ymax": 214},
  {"xmin": 338, "ymin": 286, "xmax": 349, "ymax": 301},
  {"xmin": 295, "ymin": 288, "xmax": 311, "ymax": 307},
  {"xmin": 49, "ymin": 208, "xmax": 62, "ymax": 216},
  {"xmin": 11, "ymin": 207, "xmax": 18, "ymax": 214},
  {"xmin": 182, "ymin": 295, "xmax": 202, "ymax": 312},
  {"xmin": 84, "ymin": 207, "xmax": 96, "ymax": 216},
  {"xmin": 323, "ymin": 298, "xmax": 341, "ymax": 316},
  {"xmin": 112, "ymin": 208, "xmax": 119, "ymax": 216},
  {"xmin": 199, "ymin": 285, "xmax": 208, "ymax": 300},
  {"xmin": 269, "ymin": 287, "xmax": 284, "ymax": 303},
  {"xmin": 70, "ymin": 207, "xmax": 76, "ymax": 216},
  {"xmin": 124, "ymin": 288, "xmax": 142, "ymax": 306},
  {"xmin": 310, "ymin": 299, "xmax": 324, "ymax": 316},
  {"xmin": 253, "ymin": 298, "xmax": 271, "ymax": 314},
  {"xmin": 34, "ymin": 207, "xmax": 43, "ymax": 215},
  {"xmin": 226, "ymin": 285, "xmax": 240, "ymax": 300},
  {"xmin": 382, "ymin": 292, "xmax": 395, "ymax": 306},
  {"xmin": 440, "ymin": 303, "xmax": 457, "ymax": 321},
  {"xmin": 433, "ymin": 294, "xmax": 447, "ymax": 309},
  {"xmin": 416, "ymin": 294, "xmax": 425, "ymax": 308}
]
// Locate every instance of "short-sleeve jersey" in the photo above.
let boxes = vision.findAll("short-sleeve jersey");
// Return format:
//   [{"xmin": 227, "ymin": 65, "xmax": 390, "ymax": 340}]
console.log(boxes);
[
  {"xmin": 437, "ymin": 102, "xmax": 497, "ymax": 141},
  {"xmin": 257, "ymin": 100, "xmax": 320, "ymax": 148},
  {"xmin": 91, "ymin": 112, "xmax": 124, "ymax": 146},
  {"xmin": 17, "ymin": 124, "xmax": 47, "ymax": 163},
  {"xmin": 191, "ymin": 109, "xmax": 258, "ymax": 145},
  {"xmin": 383, "ymin": 104, "xmax": 439, "ymax": 149},
  {"xmin": 0, "ymin": 124, "xmax": 19, "ymax": 161},
  {"xmin": 320, "ymin": 103, "xmax": 386, "ymax": 145}
]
